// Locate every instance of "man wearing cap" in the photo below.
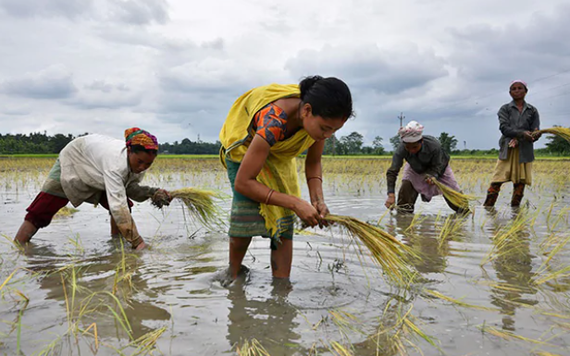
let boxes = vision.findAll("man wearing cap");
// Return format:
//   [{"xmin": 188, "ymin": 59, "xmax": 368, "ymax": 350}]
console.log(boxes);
[
  {"xmin": 384, "ymin": 120, "xmax": 466, "ymax": 214},
  {"xmin": 14, "ymin": 128, "xmax": 172, "ymax": 250},
  {"xmin": 483, "ymin": 80, "xmax": 541, "ymax": 208}
]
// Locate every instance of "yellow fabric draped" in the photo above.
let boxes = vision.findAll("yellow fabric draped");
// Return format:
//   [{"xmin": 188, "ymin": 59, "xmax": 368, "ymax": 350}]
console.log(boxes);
[
  {"xmin": 219, "ymin": 83, "xmax": 315, "ymax": 241},
  {"xmin": 491, "ymin": 146, "xmax": 533, "ymax": 185}
]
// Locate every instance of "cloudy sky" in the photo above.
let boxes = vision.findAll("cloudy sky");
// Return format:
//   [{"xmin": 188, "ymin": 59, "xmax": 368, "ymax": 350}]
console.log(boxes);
[{"xmin": 1, "ymin": 0, "xmax": 569, "ymax": 149}]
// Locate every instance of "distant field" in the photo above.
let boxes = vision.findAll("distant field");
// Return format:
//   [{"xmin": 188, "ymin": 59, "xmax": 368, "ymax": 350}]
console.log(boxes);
[{"xmin": 1, "ymin": 153, "xmax": 568, "ymax": 161}]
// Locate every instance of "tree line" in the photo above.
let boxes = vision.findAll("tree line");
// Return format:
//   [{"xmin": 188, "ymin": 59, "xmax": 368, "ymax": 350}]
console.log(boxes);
[{"xmin": 0, "ymin": 129, "xmax": 568, "ymax": 156}]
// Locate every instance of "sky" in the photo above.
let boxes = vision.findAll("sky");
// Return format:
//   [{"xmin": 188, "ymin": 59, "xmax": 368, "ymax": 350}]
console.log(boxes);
[{"xmin": 1, "ymin": 0, "xmax": 569, "ymax": 150}]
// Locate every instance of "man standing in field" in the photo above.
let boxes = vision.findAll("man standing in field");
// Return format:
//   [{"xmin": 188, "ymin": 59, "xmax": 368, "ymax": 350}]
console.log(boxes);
[{"xmin": 14, "ymin": 128, "xmax": 172, "ymax": 250}]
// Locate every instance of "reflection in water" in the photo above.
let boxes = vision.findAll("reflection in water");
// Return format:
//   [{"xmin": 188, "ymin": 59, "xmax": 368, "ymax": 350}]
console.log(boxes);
[
  {"xmin": 386, "ymin": 214, "xmax": 463, "ymax": 275},
  {"xmin": 488, "ymin": 209, "xmax": 538, "ymax": 331},
  {"xmin": 226, "ymin": 278, "xmax": 306, "ymax": 356},
  {"xmin": 26, "ymin": 245, "xmax": 171, "ymax": 342}
]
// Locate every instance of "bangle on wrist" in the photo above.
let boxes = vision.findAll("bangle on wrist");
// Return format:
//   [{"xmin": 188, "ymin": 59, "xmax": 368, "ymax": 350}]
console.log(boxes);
[{"xmin": 264, "ymin": 189, "xmax": 275, "ymax": 205}]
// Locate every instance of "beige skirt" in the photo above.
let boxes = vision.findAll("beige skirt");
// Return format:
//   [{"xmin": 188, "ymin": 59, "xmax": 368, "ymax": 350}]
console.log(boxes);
[{"xmin": 491, "ymin": 147, "xmax": 532, "ymax": 185}]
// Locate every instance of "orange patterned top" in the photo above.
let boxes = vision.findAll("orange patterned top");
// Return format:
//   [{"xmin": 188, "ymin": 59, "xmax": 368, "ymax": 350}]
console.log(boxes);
[{"xmin": 252, "ymin": 103, "xmax": 289, "ymax": 147}]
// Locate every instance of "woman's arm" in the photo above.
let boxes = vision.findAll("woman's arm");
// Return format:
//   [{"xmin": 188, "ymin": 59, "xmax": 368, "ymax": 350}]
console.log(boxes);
[
  {"xmin": 235, "ymin": 134, "xmax": 321, "ymax": 227},
  {"xmin": 103, "ymin": 170, "xmax": 144, "ymax": 248},
  {"xmin": 305, "ymin": 140, "xmax": 329, "ymax": 219}
]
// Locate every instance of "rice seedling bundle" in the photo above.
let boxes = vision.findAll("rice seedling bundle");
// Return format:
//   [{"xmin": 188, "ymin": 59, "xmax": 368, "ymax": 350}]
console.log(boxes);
[
  {"xmin": 536, "ymin": 127, "xmax": 570, "ymax": 142},
  {"xmin": 432, "ymin": 180, "xmax": 477, "ymax": 212},
  {"xmin": 323, "ymin": 214, "xmax": 414, "ymax": 284},
  {"xmin": 235, "ymin": 339, "xmax": 270, "ymax": 356},
  {"xmin": 161, "ymin": 187, "xmax": 223, "ymax": 229}
]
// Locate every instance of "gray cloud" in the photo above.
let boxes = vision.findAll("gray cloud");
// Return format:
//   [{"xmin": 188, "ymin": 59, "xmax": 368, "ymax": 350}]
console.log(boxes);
[
  {"xmin": 67, "ymin": 92, "xmax": 141, "ymax": 110},
  {"xmin": 0, "ymin": 0, "xmax": 91, "ymax": 19},
  {"xmin": 0, "ymin": 64, "xmax": 77, "ymax": 99},
  {"xmin": 84, "ymin": 80, "xmax": 130, "ymax": 93},
  {"xmin": 106, "ymin": 0, "xmax": 169, "ymax": 25},
  {"xmin": 0, "ymin": 0, "xmax": 169, "ymax": 25},
  {"xmin": 447, "ymin": 4, "xmax": 570, "ymax": 84},
  {"xmin": 285, "ymin": 43, "xmax": 448, "ymax": 95},
  {"xmin": 2, "ymin": 108, "xmax": 30, "ymax": 116}
]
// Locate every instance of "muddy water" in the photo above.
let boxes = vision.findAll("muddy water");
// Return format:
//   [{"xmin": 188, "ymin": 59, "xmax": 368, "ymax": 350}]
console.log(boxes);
[{"xmin": 1, "ymin": 159, "xmax": 569, "ymax": 356}]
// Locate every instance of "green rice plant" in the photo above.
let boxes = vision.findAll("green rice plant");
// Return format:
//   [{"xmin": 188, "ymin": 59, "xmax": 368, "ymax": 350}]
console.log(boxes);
[
  {"xmin": 405, "ymin": 213, "xmax": 427, "ymax": 235},
  {"xmin": 328, "ymin": 309, "xmax": 365, "ymax": 337},
  {"xmin": 536, "ymin": 127, "xmax": 570, "ymax": 142},
  {"xmin": 82, "ymin": 322, "xmax": 99, "ymax": 353},
  {"xmin": 54, "ymin": 206, "xmax": 79, "ymax": 218},
  {"xmin": 533, "ymin": 230, "xmax": 570, "ymax": 287},
  {"xmin": 324, "ymin": 214, "xmax": 415, "ymax": 285},
  {"xmin": 432, "ymin": 179, "xmax": 477, "ymax": 212},
  {"xmin": 424, "ymin": 289, "xmax": 500, "ymax": 312},
  {"xmin": 234, "ymin": 338, "xmax": 271, "ymax": 356},
  {"xmin": 165, "ymin": 187, "xmax": 225, "ymax": 229},
  {"xmin": 533, "ymin": 266, "xmax": 570, "ymax": 286},
  {"xmin": 388, "ymin": 303, "xmax": 441, "ymax": 355},
  {"xmin": 327, "ymin": 341, "xmax": 354, "ymax": 356},
  {"xmin": 477, "ymin": 324, "xmax": 552, "ymax": 346},
  {"xmin": 127, "ymin": 326, "xmax": 167, "ymax": 355},
  {"xmin": 436, "ymin": 214, "xmax": 469, "ymax": 250},
  {"xmin": 481, "ymin": 209, "xmax": 534, "ymax": 266}
]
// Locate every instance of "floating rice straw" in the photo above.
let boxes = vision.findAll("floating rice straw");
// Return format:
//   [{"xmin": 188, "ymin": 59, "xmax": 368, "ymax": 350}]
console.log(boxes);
[
  {"xmin": 432, "ymin": 180, "xmax": 477, "ymax": 212},
  {"xmin": 536, "ymin": 126, "xmax": 570, "ymax": 142},
  {"xmin": 165, "ymin": 188, "xmax": 224, "ymax": 229},
  {"xmin": 235, "ymin": 339, "xmax": 270, "ymax": 356},
  {"xmin": 323, "ymin": 214, "xmax": 414, "ymax": 285}
]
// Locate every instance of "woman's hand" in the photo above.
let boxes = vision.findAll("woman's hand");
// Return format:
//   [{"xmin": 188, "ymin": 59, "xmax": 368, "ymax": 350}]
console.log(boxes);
[
  {"xmin": 522, "ymin": 131, "xmax": 534, "ymax": 142},
  {"xmin": 508, "ymin": 138, "xmax": 518, "ymax": 148},
  {"xmin": 152, "ymin": 189, "xmax": 172, "ymax": 208},
  {"xmin": 312, "ymin": 200, "xmax": 330, "ymax": 228},
  {"xmin": 531, "ymin": 129, "xmax": 542, "ymax": 142},
  {"xmin": 425, "ymin": 175, "xmax": 436, "ymax": 185},
  {"xmin": 385, "ymin": 193, "xmax": 396, "ymax": 209},
  {"xmin": 293, "ymin": 199, "xmax": 321, "ymax": 227}
]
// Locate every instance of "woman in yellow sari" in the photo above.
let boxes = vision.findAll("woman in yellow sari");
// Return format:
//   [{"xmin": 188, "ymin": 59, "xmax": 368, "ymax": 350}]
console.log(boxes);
[{"xmin": 219, "ymin": 76, "xmax": 353, "ymax": 280}]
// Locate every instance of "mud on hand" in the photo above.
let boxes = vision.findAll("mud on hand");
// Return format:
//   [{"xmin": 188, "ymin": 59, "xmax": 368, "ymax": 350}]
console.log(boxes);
[{"xmin": 151, "ymin": 189, "xmax": 172, "ymax": 208}]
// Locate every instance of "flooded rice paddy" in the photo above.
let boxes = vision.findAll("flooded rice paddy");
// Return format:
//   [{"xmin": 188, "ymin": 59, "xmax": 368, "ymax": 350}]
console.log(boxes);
[{"xmin": 0, "ymin": 157, "xmax": 569, "ymax": 356}]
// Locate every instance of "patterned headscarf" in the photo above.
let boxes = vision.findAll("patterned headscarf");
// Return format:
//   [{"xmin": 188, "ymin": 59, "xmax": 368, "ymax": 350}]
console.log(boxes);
[
  {"xmin": 510, "ymin": 80, "xmax": 528, "ymax": 90},
  {"xmin": 398, "ymin": 121, "xmax": 424, "ymax": 143},
  {"xmin": 124, "ymin": 127, "xmax": 159, "ymax": 150}
]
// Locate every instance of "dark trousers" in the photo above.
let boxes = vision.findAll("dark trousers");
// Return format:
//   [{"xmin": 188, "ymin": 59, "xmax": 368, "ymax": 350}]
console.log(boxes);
[
  {"xmin": 25, "ymin": 191, "xmax": 133, "ymax": 229},
  {"xmin": 396, "ymin": 180, "xmax": 466, "ymax": 214},
  {"xmin": 483, "ymin": 182, "xmax": 526, "ymax": 207}
]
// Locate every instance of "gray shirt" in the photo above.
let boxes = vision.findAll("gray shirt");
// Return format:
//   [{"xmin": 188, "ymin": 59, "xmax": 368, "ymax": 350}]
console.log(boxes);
[
  {"xmin": 497, "ymin": 100, "xmax": 540, "ymax": 163},
  {"xmin": 386, "ymin": 135, "xmax": 449, "ymax": 194}
]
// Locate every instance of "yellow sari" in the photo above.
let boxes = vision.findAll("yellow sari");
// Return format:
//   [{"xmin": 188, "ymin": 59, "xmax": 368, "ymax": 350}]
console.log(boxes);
[{"xmin": 219, "ymin": 84, "xmax": 315, "ymax": 241}]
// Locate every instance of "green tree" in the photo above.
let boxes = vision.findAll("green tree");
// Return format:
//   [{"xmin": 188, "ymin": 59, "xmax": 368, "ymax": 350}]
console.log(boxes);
[
  {"xmin": 323, "ymin": 134, "xmax": 341, "ymax": 155},
  {"xmin": 389, "ymin": 135, "xmax": 401, "ymax": 151},
  {"xmin": 438, "ymin": 132, "xmax": 458, "ymax": 154},
  {"xmin": 372, "ymin": 136, "xmax": 385, "ymax": 155},
  {"xmin": 340, "ymin": 132, "xmax": 364, "ymax": 154},
  {"xmin": 545, "ymin": 126, "xmax": 570, "ymax": 155}
]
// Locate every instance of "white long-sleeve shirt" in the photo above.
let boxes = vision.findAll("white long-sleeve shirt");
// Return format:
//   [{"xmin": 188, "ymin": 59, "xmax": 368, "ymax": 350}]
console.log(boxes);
[{"xmin": 58, "ymin": 134, "xmax": 157, "ymax": 245}]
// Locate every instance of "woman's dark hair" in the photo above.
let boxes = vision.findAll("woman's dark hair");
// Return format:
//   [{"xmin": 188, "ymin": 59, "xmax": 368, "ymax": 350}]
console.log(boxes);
[
  {"xmin": 299, "ymin": 75, "xmax": 354, "ymax": 120},
  {"xmin": 129, "ymin": 144, "xmax": 158, "ymax": 155}
]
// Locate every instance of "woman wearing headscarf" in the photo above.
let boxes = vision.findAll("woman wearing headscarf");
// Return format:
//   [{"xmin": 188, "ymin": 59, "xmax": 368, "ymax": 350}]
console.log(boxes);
[
  {"xmin": 219, "ymin": 75, "xmax": 354, "ymax": 280},
  {"xmin": 14, "ymin": 128, "xmax": 172, "ymax": 250},
  {"xmin": 384, "ymin": 121, "xmax": 466, "ymax": 214},
  {"xmin": 483, "ymin": 80, "xmax": 541, "ymax": 207}
]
